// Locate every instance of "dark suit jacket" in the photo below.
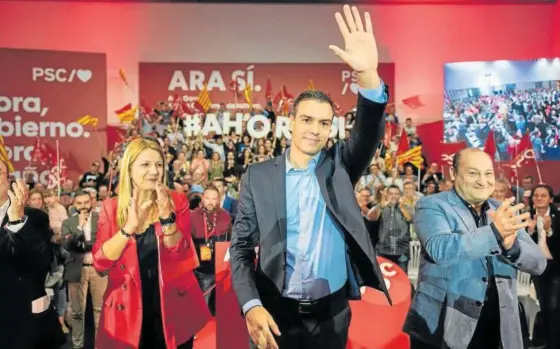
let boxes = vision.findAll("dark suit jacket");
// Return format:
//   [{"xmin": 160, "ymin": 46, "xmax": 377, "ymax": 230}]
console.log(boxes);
[
  {"xmin": 0, "ymin": 206, "xmax": 65, "ymax": 349},
  {"xmin": 222, "ymin": 195, "xmax": 238, "ymax": 221},
  {"xmin": 530, "ymin": 205, "xmax": 560, "ymax": 275},
  {"xmin": 61, "ymin": 212, "xmax": 101, "ymax": 282},
  {"xmin": 230, "ymin": 92, "xmax": 391, "ymax": 310}
]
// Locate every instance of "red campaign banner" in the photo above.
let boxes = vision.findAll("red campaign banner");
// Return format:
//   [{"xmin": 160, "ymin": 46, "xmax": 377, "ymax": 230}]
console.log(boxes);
[
  {"xmin": 0, "ymin": 48, "xmax": 107, "ymax": 183},
  {"xmin": 139, "ymin": 63, "xmax": 395, "ymax": 114},
  {"xmin": 214, "ymin": 242, "xmax": 410, "ymax": 349}
]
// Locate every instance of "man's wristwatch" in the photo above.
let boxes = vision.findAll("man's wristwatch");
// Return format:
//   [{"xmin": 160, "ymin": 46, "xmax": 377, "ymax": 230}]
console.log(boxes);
[
  {"xmin": 7, "ymin": 216, "xmax": 27, "ymax": 225},
  {"xmin": 120, "ymin": 228, "xmax": 133, "ymax": 238},
  {"xmin": 159, "ymin": 212, "xmax": 176, "ymax": 226}
]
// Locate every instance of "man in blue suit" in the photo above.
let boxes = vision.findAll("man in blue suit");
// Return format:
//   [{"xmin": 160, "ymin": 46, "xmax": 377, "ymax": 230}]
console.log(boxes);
[{"xmin": 404, "ymin": 148, "xmax": 546, "ymax": 349}]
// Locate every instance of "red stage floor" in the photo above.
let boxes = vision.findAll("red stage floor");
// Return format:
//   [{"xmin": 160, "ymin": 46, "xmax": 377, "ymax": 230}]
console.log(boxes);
[{"xmin": 194, "ymin": 318, "xmax": 217, "ymax": 349}]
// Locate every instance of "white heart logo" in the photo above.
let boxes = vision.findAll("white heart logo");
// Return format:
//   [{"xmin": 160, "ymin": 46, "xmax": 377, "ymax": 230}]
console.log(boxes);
[
  {"xmin": 349, "ymin": 82, "xmax": 359, "ymax": 95},
  {"xmin": 76, "ymin": 69, "xmax": 92, "ymax": 83}
]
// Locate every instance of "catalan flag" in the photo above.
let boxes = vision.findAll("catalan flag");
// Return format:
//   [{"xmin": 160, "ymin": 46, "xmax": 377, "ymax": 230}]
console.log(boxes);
[
  {"xmin": 244, "ymin": 83, "xmax": 253, "ymax": 108},
  {"xmin": 77, "ymin": 115, "xmax": 99, "ymax": 127},
  {"xmin": 0, "ymin": 136, "xmax": 14, "ymax": 172},
  {"xmin": 307, "ymin": 79, "xmax": 315, "ymax": 90},
  {"xmin": 115, "ymin": 103, "xmax": 133, "ymax": 115},
  {"xmin": 119, "ymin": 68, "xmax": 129, "ymax": 87},
  {"xmin": 397, "ymin": 145, "xmax": 424, "ymax": 168},
  {"xmin": 384, "ymin": 152, "xmax": 394, "ymax": 171},
  {"xmin": 116, "ymin": 104, "xmax": 137, "ymax": 124},
  {"xmin": 195, "ymin": 84, "xmax": 212, "ymax": 112}
]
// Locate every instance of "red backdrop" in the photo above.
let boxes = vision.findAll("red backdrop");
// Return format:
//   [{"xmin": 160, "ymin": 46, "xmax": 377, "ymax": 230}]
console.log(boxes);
[
  {"xmin": 0, "ymin": 48, "xmax": 107, "ymax": 182},
  {"xmin": 139, "ymin": 63, "xmax": 394, "ymax": 113}
]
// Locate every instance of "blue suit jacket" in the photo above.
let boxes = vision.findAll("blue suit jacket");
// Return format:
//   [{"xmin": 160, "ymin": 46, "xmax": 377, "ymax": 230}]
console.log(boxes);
[{"xmin": 403, "ymin": 190, "xmax": 546, "ymax": 349}]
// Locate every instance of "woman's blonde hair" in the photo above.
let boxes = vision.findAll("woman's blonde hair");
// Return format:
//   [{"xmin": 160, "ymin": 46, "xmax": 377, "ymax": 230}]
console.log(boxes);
[
  {"xmin": 42, "ymin": 188, "xmax": 57, "ymax": 198},
  {"xmin": 116, "ymin": 137, "xmax": 168, "ymax": 227}
]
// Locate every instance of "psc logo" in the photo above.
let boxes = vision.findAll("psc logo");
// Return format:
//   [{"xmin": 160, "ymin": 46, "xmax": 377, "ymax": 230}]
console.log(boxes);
[
  {"xmin": 341, "ymin": 70, "xmax": 359, "ymax": 95},
  {"xmin": 32, "ymin": 68, "xmax": 93, "ymax": 83}
]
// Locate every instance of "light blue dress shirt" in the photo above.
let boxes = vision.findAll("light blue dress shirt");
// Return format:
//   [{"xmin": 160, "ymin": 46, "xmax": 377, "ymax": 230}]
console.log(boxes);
[{"xmin": 242, "ymin": 83, "xmax": 388, "ymax": 314}]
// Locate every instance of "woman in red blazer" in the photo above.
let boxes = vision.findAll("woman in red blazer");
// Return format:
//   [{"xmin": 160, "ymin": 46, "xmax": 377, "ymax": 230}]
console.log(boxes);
[{"xmin": 93, "ymin": 138, "xmax": 211, "ymax": 349}]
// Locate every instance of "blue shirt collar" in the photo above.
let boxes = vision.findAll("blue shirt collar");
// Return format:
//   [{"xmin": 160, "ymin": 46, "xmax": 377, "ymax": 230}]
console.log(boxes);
[{"xmin": 285, "ymin": 147, "xmax": 322, "ymax": 173}]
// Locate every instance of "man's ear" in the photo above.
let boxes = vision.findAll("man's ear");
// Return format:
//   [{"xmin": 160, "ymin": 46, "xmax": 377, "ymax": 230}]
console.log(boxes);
[
  {"xmin": 288, "ymin": 115, "xmax": 294, "ymax": 133},
  {"xmin": 449, "ymin": 166, "xmax": 456, "ymax": 181}
]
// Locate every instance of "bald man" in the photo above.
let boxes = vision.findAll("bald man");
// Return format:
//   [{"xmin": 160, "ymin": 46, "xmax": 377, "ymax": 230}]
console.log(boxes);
[{"xmin": 403, "ymin": 148, "xmax": 546, "ymax": 349}]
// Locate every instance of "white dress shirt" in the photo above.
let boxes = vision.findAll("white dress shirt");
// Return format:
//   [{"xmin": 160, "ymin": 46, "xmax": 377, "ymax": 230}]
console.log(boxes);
[
  {"xmin": 536, "ymin": 207, "xmax": 552, "ymax": 237},
  {"xmin": 77, "ymin": 212, "xmax": 93, "ymax": 264}
]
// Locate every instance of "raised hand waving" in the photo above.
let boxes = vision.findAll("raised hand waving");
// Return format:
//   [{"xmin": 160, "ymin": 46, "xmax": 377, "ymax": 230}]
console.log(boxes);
[{"xmin": 329, "ymin": 5, "xmax": 380, "ymax": 88}]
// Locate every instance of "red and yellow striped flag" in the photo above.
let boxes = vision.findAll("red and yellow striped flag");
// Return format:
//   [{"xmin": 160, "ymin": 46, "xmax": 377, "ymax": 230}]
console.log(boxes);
[
  {"xmin": 0, "ymin": 137, "xmax": 14, "ymax": 172},
  {"xmin": 397, "ymin": 145, "xmax": 424, "ymax": 168},
  {"xmin": 77, "ymin": 115, "xmax": 99, "ymax": 127},
  {"xmin": 385, "ymin": 152, "xmax": 394, "ymax": 171},
  {"xmin": 117, "ymin": 106, "xmax": 137, "ymax": 124},
  {"xmin": 307, "ymin": 79, "xmax": 315, "ymax": 90},
  {"xmin": 244, "ymin": 83, "xmax": 253, "ymax": 108},
  {"xmin": 195, "ymin": 85, "xmax": 212, "ymax": 112}
]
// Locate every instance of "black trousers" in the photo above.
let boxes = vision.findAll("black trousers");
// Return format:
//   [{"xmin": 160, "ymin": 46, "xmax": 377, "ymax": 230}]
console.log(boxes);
[
  {"xmin": 536, "ymin": 272, "xmax": 560, "ymax": 349},
  {"xmin": 195, "ymin": 270, "xmax": 216, "ymax": 316},
  {"xmin": 250, "ymin": 290, "xmax": 351, "ymax": 349},
  {"xmin": 31, "ymin": 305, "xmax": 66, "ymax": 349}
]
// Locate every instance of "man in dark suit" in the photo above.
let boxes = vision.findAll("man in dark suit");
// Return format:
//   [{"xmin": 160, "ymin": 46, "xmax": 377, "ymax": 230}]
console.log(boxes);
[
  {"xmin": 230, "ymin": 5, "xmax": 390, "ymax": 349},
  {"xmin": 62, "ymin": 189, "xmax": 107, "ymax": 349},
  {"xmin": 0, "ymin": 163, "xmax": 65, "ymax": 349}
]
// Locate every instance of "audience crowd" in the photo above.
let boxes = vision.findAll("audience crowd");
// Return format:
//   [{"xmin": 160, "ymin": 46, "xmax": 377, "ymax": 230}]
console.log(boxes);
[
  {"xmin": 10, "ymin": 96, "xmax": 560, "ymax": 348},
  {"xmin": 443, "ymin": 86, "xmax": 560, "ymax": 160}
]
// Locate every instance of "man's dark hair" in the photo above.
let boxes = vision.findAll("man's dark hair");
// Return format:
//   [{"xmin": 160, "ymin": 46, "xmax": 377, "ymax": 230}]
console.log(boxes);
[
  {"xmin": 529, "ymin": 184, "xmax": 554, "ymax": 209},
  {"xmin": 388, "ymin": 184, "xmax": 401, "ymax": 193},
  {"xmin": 74, "ymin": 190, "xmax": 91, "ymax": 199},
  {"xmin": 204, "ymin": 185, "xmax": 220, "ymax": 195},
  {"xmin": 532, "ymin": 184, "xmax": 554, "ymax": 198},
  {"xmin": 452, "ymin": 151, "xmax": 462, "ymax": 172},
  {"xmin": 212, "ymin": 177, "xmax": 227, "ymax": 186},
  {"xmin": 292, "ymin": 90, "xmax": 334, "ymax": 115}
]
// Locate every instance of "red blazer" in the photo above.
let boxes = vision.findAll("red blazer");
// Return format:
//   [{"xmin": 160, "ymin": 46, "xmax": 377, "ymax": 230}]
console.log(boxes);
[{"xmin": 92, "ymin": 191, "xmax": 211, "ymax": 349}]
